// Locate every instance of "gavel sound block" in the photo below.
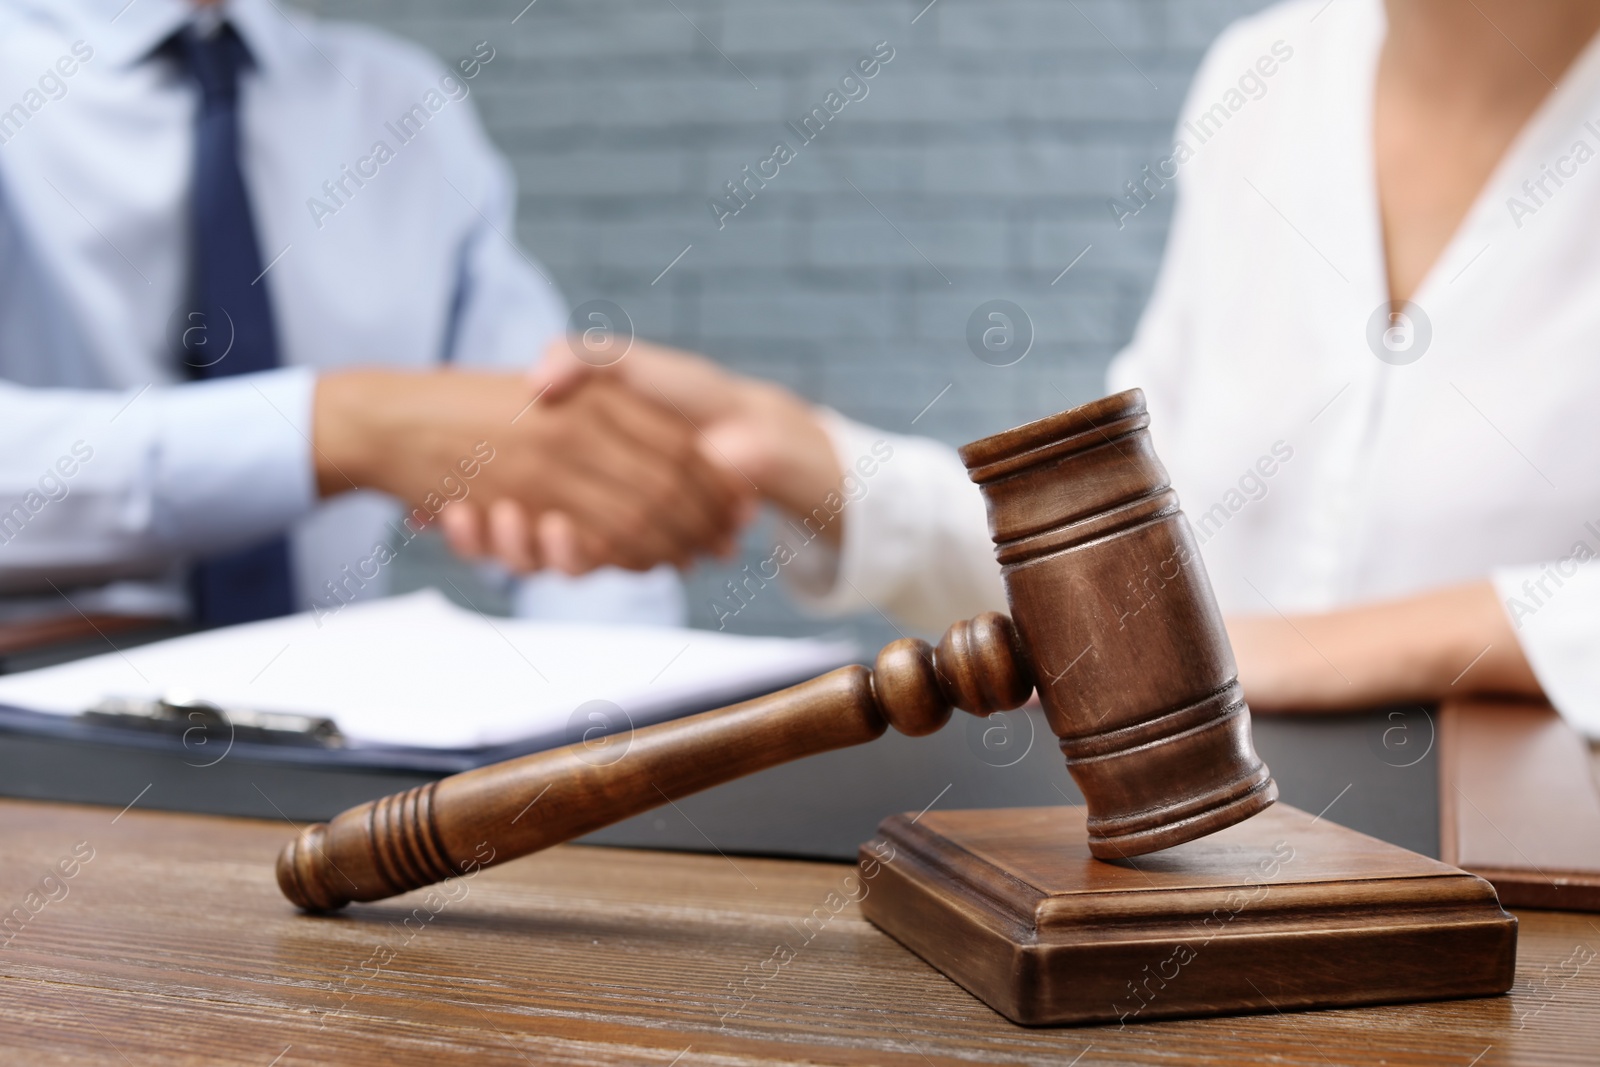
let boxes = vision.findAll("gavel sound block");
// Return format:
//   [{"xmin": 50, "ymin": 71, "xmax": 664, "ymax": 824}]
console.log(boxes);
[{"xmin": 277, "ymin": 389, "xmax": 1515, "ymax": 1025}]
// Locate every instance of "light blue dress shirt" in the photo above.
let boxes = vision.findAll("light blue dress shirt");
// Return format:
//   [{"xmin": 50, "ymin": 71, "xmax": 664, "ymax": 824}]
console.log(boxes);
[{"xmin": 0, "ymin": 0, "xmax": 683, "ymax": 624}]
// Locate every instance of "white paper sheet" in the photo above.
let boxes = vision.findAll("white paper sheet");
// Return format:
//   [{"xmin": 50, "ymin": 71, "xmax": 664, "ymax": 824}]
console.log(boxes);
[{"xmin": 0, "ymin": 590, "xmax": 857, "ymax": 749}]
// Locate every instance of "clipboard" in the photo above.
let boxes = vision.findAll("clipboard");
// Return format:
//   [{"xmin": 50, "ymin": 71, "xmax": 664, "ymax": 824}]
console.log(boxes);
[
  {"xmin": 0, "ymin": 655, "xmax": 861, "ymax": 829},
  {"xmin": 0, "ymin": 662, "xmax": 848, "ymax": 778}
]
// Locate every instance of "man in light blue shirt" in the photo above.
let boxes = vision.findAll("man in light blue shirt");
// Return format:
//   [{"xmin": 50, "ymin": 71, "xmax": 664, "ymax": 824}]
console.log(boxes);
[{"xmin": 0, "ymin": 0, "xmax": 729, "ymax": 628}]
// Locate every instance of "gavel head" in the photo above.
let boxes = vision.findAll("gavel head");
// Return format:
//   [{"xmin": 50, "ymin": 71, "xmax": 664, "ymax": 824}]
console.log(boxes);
[{"xmin": 958, "ymin": 387, "xmax": 1276, "ymax": 859}]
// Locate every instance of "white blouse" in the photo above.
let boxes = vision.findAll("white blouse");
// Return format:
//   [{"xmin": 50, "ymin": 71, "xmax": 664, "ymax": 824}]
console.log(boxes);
[{"xmin": 792, "ymin": 0, "xmax": 1600, "ymax": 738}]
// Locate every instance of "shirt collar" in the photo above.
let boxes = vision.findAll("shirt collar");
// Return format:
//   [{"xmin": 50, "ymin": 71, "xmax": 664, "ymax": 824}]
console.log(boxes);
[{"xmin": 13, "ymin": 0, "xmax": 301, "ymax": 73}]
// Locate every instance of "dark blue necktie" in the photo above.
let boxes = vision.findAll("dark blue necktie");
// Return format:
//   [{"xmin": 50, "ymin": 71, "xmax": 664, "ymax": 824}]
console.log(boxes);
[{"xmin": 173, "ymin": 23, "xmax": 295, "ymax": 626}]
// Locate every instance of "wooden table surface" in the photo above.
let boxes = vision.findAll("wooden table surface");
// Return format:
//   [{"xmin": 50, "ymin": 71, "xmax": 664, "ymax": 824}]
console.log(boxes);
[{"xmin": 1, "ymin": 798, "xmax": 1596, "ymax": 1066}]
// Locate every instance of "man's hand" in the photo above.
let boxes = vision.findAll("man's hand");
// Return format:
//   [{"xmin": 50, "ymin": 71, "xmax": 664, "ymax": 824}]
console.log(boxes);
[
  {"xmin": 312, "ymin": 368, "xmax": 745, "ymax": 573},
  {"xmin": 438, "ymin": 337, "xmax": 844, "ymax": 574},
  {"xmin": 1226, "ymin": 581, "xmax": 1543, "ymax": 712}
]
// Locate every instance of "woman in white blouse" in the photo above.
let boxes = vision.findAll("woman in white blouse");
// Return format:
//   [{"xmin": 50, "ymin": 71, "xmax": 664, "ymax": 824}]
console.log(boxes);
[{"xmin": 506, "ymin": 0, "xmax": 1600, "ymax": 734}]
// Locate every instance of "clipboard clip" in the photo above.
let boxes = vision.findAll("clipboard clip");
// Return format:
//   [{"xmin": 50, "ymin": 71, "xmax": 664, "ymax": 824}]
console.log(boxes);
[{"xmin": 80, "ymin": 693, "xmax": 345, "ymax": 748}]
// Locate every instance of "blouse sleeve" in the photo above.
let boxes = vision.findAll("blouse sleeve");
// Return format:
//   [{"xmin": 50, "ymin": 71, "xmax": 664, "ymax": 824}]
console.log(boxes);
[
  {"xmin": 1492, "ymin": 561, "xmax": 1600, "ymax": 738},
  {"xmin": 782, "ymin": 408, "xmax": 1006, "ymax": 636}
]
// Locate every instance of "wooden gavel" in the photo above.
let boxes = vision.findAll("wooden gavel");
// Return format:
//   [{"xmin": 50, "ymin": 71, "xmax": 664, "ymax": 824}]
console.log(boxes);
[{"xmin": 278, "ymin": 389, "xmax": 1276, "ymax": 911}]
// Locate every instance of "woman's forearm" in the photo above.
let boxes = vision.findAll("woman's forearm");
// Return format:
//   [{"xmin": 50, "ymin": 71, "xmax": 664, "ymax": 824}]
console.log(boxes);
[{"xmin": 1226, "ymin": 580, "xmax": 1543, "ymax": 712}]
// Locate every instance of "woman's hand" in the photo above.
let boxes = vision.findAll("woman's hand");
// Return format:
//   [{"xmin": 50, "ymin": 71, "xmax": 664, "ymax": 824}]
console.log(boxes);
[
  {"xmin": 528, "ymin": 337, "xmax": 843, "ymax": 525},
  {"xmin": 1227, "ymin": 580, "xmax": 1543, "ymax": 712}
]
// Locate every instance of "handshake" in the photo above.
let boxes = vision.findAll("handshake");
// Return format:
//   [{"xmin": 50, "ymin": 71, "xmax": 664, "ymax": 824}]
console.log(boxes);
[{"xmin": 312, "ymin": 339, "xmax": 845, "ymax": 574}]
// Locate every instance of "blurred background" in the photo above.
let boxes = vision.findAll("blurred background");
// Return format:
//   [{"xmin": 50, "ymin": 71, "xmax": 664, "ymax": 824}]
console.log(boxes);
[{"xmin": 307, "ymin": 0, "xmax": 1274, "ymax": 646}]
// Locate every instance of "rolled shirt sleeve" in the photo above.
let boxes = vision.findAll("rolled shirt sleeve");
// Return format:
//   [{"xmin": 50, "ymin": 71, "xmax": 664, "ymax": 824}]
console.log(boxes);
[
  {"xmin": 784, "ymin": 408, "xmax": 1006, "ymax": 635},
  {"xmin": 0, "ymin": 368, "xmax": 317, "ymax": 594},
  {"xmin": 1493, "ymin": 561, "xmax": 1600, "ymax": 738}
]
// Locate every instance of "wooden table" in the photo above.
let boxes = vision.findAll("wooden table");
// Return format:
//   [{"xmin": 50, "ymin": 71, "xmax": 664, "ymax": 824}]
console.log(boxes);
[{"xmin": 1, "ymin": 799, "xmax": 1595, "ymax": 1066}]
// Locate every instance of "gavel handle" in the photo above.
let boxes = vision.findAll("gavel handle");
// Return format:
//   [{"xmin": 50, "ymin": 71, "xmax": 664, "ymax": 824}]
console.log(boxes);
[{"xmin": 278, "ymin": 612, "xmax": 1033, "ymax": 911}]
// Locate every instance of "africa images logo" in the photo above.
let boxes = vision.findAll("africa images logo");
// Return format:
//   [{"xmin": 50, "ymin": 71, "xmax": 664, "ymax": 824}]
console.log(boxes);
[{"xmin": 1365, "ymin": 300, "xmax": 1432, "ymax": 366}]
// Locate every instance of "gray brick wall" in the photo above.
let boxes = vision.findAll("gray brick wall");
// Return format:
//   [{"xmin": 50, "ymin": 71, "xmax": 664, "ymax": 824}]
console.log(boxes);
[{"xmin": 304, "ymin": 0, "xmax": 1274, "ymax": 644}]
